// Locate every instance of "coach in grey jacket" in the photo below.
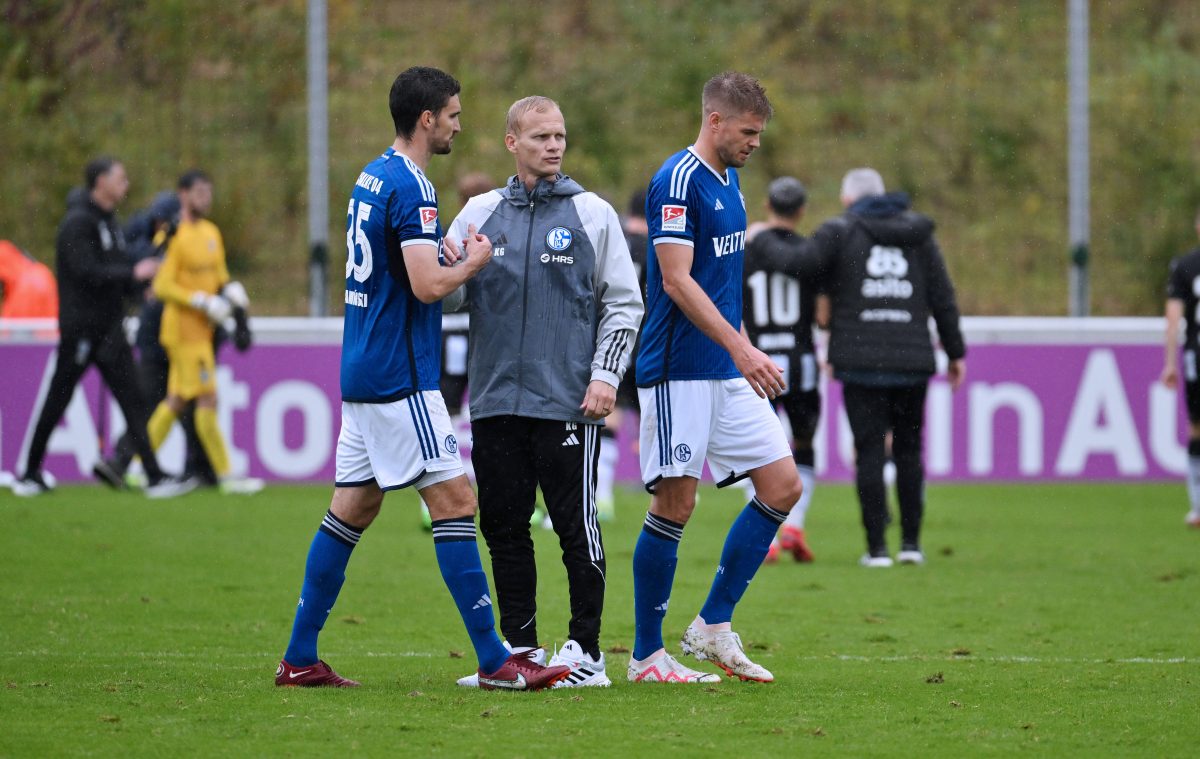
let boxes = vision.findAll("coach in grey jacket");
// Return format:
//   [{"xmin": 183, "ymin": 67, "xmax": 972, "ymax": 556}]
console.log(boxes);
[{"xmin": 447, "ymin": 96, "xmax": 642, "ymax": 687}]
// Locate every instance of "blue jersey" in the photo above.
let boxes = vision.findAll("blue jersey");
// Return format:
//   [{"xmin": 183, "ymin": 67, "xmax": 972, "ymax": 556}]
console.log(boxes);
[
  {"xmin": 636, "ymin": 147, "xmax": 748, "ymax": 385},
  {"xmin": 340, "ymin": 147, "xmax": 443, "ymax": 402}
]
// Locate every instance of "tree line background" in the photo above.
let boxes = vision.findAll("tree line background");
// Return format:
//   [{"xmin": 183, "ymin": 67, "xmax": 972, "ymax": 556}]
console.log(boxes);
[{"xmin": 2, "ymin": 0, "xmax": 1199, "ymax": 316}]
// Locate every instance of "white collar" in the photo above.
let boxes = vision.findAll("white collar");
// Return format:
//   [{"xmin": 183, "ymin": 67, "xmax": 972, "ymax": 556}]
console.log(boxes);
[{"xmin": 687, "ymin": 146, "xmax": 729, "ymax": 185}]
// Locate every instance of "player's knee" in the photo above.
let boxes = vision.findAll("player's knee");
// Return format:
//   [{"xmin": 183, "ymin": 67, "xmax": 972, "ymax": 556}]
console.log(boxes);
[{"xmin": 650, "ymin": 482, "xmax": 697, "ymax": 525}]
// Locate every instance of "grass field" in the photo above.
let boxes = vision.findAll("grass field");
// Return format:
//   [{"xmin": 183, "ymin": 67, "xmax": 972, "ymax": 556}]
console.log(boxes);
[{"xmin": 1, "ymin": 481, "xmax": 1197, "ymax": 757}]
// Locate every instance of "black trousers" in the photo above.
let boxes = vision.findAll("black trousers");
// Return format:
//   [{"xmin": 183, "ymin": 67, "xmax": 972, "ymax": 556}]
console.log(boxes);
[
  {"xmin": 24, "ymin": 327, "xmax": 163, "ymax": 481},
  {"xmin": 842, "ymin": 382, "xmax": 928, "ymax": 552},
  {"xmin": 471, "ymin": 415, "xmax": 605, "ymax": 654}
]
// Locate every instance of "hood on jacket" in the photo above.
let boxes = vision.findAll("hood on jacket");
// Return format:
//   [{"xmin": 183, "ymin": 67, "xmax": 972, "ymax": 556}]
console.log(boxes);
[
  {"xmin": 500, "ymin": 173, "xmax": 586, "ymax": 206},
  {"xmin": 848, "ymin": 191, "xmax": 934, "ymax": 247}
]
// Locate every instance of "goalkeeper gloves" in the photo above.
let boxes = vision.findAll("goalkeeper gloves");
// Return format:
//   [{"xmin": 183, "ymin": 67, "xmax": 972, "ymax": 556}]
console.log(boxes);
[
  {"xmin": 190, "ymin": 291, "xmax": 233, "ymax": 324},
  {"xmin": 222, "ymin": 280, "xmax": 250, "ymax": 310}
]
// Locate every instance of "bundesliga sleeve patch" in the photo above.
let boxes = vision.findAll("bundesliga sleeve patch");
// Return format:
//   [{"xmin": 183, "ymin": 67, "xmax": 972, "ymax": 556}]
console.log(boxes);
[
  {"xmin": 661, "ymin": 204, "xmax": 687, "ymax": 233},
  {"xmin": 420, "ymin": 207, "xmax": 438, "ymax": 235}
]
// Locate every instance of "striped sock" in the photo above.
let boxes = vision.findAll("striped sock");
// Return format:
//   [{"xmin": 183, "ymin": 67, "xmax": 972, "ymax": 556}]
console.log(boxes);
[
  {"xmin": 431, "ymin": 517, "xmax": 509, "ymax": 674},
  {"xmin": 699, "ymin": 498, "xmax": 786, "ymax": 625},
  {"xmin": 632, "ymin": 512, "xmax": 684, "ymax": 661},
  {"xmin": 283, "ymin": 511, "xmax": 363, "ymax": 666}
]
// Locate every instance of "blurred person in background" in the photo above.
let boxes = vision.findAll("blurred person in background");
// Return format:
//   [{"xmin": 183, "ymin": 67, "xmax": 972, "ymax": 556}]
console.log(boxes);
[
  {"xmin": 12, "ymin": 157, "xmax": 192, "ymax": 498},
  {"xmin": 811, "ymin": 168, "xmax": 965, "ymax": 567},
  {"xmin": 0, "ymin": 239, "xmax": 58, "ymax": 319},
  {"xmin": 741, "ymin": 176, "xmax": 820, "ymax": 564},
  {"xmin": 143, "ymin": 169, "xmax": 260, "ymax": 495},
  {"xmin": 1159, "ymin": 205, "xmax": 1200, "ymax": 528}
]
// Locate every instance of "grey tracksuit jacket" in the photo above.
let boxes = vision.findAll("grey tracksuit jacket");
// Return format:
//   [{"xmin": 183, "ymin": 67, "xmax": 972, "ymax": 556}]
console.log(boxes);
[{"xmin": 448, "ymin": 174, "xmax": 643, "ymax": 424}]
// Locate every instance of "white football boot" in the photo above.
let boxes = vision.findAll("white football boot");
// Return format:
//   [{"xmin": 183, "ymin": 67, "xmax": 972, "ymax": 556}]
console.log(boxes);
[
  {"xmin": 859, "ymin": 553, "xmax": 894, "ymax": 568},
  {"xmin": 548, "ymin": 640, "xmax": 611, "ymax": 687},
  {"xmin": 627, "ymin": 648, "xmax": 721, "ymax": 684},
  {"xmin": 457, "ymin": 643, "xmax": 544, "ymax": 687},
  {"xmin": 680, "ymin": 620, "xmax": 773, "ymax": 683}
]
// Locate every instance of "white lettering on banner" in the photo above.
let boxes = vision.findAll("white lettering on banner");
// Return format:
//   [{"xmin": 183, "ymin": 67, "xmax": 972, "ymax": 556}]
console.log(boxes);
[
  {"xmin": 837, "ymin": 404, "xmax": 855, "ymax": 471},
  {"xmin": 1056, "ymin": 349, "xmax": 1147, "ymax": 475},
  {"xmin": 217, "ymin": 367, "xmax": 251, "ymax": 476},
  {"xmin": 1148, "ymin": 383, "xmax": 1187, "ymax": 474},
  {"xmin": 927, "ymin": 382, "xmax": 953, "ymax": 475},
  {"xmin": 969, "ymin": 383, "xmax": 1044, "ymax": 475},
  {"xmin": 256, "ymin": 381, "xmax": 332, "ymax": 478}
]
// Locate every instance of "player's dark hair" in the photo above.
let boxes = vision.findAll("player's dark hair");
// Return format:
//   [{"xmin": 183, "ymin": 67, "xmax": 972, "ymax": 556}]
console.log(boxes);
[
  {"xmin": 628, "ymin": 188, "xmax": 647, "ymax": 219},
  {"xmin": 767, "ymin": 176, "xmax": 807, "ymax": 217},
  {"xmin": 702, "ymin": 71, "xmax": 773, "ymax": 120},
  {"xmin": 84, "ymin": 156, "xmax": 118, "ymax": 189},
  {"xmin": 390, "ymin": 66, "xmax": 461, "ymax": 140},
  {"xmin": 177, "ymin": 169, "xmax": 212, "ymax": 190}
]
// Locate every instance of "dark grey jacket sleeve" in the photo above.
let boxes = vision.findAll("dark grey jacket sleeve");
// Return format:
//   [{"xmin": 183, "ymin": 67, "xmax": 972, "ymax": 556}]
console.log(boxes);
[{"xmin": 576, "ymin": 194, "xmax": 644, "ymax": 388}]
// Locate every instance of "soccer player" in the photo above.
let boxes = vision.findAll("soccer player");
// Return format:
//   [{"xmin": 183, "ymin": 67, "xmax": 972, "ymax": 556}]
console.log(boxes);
[
  {"xmin": 275, "ymin": 67, "xmax": 569, "ymax": 690},
  {"xmin": 145, "ymin": 170, "xmax": 261, "ymax": 495},
  {"xmin": 1161, "ymin": 206, "xmax": 1200, "ymax": 529},
  {"xmin": 448, "ymin": 96, "xmax": 643, "ymax": 689},
  {"xmin": 742, "ymin": 177, "xmax": 820, "ymax": 563},
  {"xmin": 629, "ymin": 72, "xmax": 803, "ymax": 684}
]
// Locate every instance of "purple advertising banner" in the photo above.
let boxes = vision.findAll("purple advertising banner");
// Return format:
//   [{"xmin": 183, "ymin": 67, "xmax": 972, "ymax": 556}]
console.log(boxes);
[{"xmin": 0, "ymin": 318, "xmax": 1186, "ymax": 485}]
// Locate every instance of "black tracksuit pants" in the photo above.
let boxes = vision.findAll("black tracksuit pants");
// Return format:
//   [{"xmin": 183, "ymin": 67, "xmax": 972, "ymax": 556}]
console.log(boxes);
[
  {"xmin": 842, "ymin": 382, "xmax": 929, "ymax": 553},
  {"xmin": 24, "ymin": 326, "xmax": 163, "ymax": 481},
  {"xmin": 471, "ymin": 415, "xmax": 605, "ymax": 656}
]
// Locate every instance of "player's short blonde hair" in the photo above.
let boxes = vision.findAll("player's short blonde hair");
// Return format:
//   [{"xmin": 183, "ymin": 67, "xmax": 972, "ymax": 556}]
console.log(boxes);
[{"xmin": 506, "ymin": 96, "xmax": 560, "ymax": 136}]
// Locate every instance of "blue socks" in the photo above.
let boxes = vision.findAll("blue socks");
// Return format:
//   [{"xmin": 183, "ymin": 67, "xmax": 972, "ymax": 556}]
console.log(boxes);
[
  {"xmin": 699, "ymin": 498, "xmax": 787, "ymax": 625},
  {"xmin": 432, "ymin": 517, "xmax": 509, "ymax": 674},
  {"xmin": 284, "ymin": 511, "xmax": 362, "ymax": 666},
  {"xmin": 632, "ymin": 513, "xmax": 684, "ymax": 661}
]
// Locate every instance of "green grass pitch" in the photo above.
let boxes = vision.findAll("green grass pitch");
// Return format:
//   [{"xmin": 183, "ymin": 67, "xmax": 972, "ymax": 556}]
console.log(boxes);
[{"xmin": 1, "ymin": 481, "xmax": 1197, "ymax": 757}]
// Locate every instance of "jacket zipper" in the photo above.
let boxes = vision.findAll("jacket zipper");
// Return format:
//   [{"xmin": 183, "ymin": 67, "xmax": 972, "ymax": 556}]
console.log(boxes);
[{"xmin": 512, "ymin": 196, "xmax": 536, "ymax": 415}]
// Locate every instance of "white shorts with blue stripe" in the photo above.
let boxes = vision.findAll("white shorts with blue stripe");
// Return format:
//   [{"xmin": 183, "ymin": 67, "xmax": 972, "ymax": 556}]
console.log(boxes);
[
  {"xmin": 335, "ymin": 390, "xmax": 464, "ymax": 492},
  {"xmin": 637, "ymin": 378, "xmax": 792, "ymax": 492}
]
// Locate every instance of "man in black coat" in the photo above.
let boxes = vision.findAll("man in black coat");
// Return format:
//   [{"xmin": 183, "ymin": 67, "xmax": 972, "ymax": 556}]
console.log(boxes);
[
  {"xmin": 13, "ymin": 157, "xmax": 193, "ymax": 498},
  {"xmin": 811, "ymin": 168, "xmax": 966, "ymax": 567}
]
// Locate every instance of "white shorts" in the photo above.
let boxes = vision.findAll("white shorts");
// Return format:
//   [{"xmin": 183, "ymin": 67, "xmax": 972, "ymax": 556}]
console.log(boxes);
[
  {"xmin": 637, "ymin": 378, "xmax": 792, "ymax": 492},
  {"xmin": 335, "ymin": 391, "xmax": 465, "ymax": 491}
]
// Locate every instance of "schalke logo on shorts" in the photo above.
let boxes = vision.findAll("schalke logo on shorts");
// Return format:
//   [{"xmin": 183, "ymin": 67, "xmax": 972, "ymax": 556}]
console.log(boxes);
[
  {"xmin": 545, "ymin": 227, "xmax": 573, "ymax": 251},
  {"xmin": 445, "ymin": 434, "xmax": 458, "ymax": 454},
  {"xmin": 673, "ymin": 443, "xmax": 692, "ymax": 463}
]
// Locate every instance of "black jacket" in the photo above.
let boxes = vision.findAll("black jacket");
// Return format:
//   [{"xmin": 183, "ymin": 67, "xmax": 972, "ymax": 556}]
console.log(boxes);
[
  {"xmin": 811, "ymin": 193, "xmax": 965, "ymax": 376},
  {"xmin": 55, "ymin": 197, "xmax": 138, "ymax": 336}
]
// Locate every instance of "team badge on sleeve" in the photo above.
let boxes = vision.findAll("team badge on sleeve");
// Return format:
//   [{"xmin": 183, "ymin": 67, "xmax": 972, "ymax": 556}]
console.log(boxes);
[
  {"xmin": 661, "ymin": 205, "xmax": 687, "ymax": 233},
  {"xmin": 419, "ymin": 207, "xmax": 438, "ymax": 234}
]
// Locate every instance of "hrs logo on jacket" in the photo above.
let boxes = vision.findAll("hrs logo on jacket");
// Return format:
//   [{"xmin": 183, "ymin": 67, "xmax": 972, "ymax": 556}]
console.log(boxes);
[{"xmin": 862, "ymin": 245, "xmax": 913, "ymax": 299}]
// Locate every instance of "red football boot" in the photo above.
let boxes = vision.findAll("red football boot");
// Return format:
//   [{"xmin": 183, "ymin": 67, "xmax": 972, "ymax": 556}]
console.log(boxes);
[
  {"xmin": 275, "ymin": 659, "xmax": 361, "ymax": 687},
  {"xmin": 778, "ymin": 526, "xmax": 814, "ymax": 563},
  {"xmin": 477, "ymin": 650, "xmax": 570, "ymax": 691}
]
